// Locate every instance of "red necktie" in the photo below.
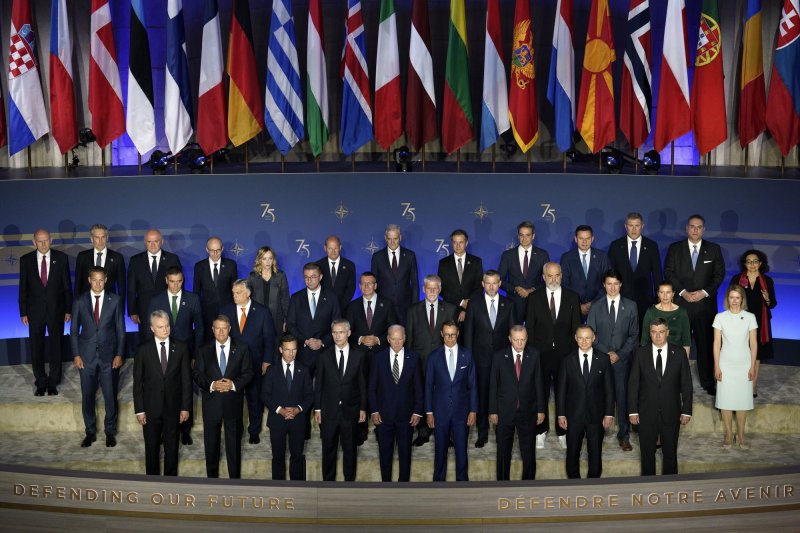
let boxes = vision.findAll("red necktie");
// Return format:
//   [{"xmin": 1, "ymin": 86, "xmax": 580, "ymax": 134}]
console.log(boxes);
[
  {"xmin": 40, "ymin": 256, "xmax": 47, "ymax": 287},
  {"xmin": 366, "ymin": 300, "xmax": 373, "ymax": 329},
  {"xmin": 391, "ymin": 251, "xmax": 398, "ymax": 274},
  {"xmin": 93, "ymin": 295, "xmax": 100, "ymax": 326},
  {"xmin": 522, "ymin": 249, "xmax": 529, "ymax": 278},
  {"xmin": 515, "ymin": 353, "xmax": 521, "ymax": 380}
]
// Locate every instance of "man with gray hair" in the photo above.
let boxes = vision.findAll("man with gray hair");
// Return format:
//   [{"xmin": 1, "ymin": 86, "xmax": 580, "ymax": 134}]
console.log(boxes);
[
  {"xmin": 75, "ymin": 223, "xmax": 126, "ymax": 309},
  {"xmin": 371, "ymin": 224, "xmax": 419, "ymax": 325}
]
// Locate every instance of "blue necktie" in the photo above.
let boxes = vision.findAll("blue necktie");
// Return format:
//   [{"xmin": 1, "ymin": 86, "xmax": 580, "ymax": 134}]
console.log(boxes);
[
  {"xmin": 691, "ymin": 245, "xmax": 698, "ymax": 270},
  {"xmin": 310, "ymin": 292, "xmax": 317, "ymax": 318},
  {"xmin": 630, "ymin": 241, "xmax": 638, "ymax": 271},
  {"xmin": 219, "ymin": 345, "xmax": 227, "ymax": 375}
]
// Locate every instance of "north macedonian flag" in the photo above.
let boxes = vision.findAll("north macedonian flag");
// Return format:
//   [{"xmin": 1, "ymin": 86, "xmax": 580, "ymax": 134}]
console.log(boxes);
[{"xmin": 691, "ymin": 0, "xmax": 727, "ymax": 156}]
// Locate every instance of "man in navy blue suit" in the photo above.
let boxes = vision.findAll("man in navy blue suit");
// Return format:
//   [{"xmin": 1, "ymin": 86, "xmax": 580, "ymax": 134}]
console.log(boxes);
[
  {"xmin": 369, "ymin": 325, "xmax": 423, "ymax": 482},
  {"xmin": 262, "ymin": 335, "xmax": 313, "ymax": 480},
  {"xmin": 371, "ymin": 224, "xmax": 419, "ymax": 326},
  {"xmin": 561, "ymin": 225, "xmax": 611, "ymax": 317},
  {"xmin": 315, "ymin": 235, "xmax": 357, "ymax": 311},
  {"xmin": 425, "ymin": 321, "xmax": 477, "ymax": 481},
  {"xmin": 221, "ymin": 279, "xmax": 276, "ymax": 444},
  {"xmin": 498, "ymin": 221, "xmax": 550, "ymax": 325}
]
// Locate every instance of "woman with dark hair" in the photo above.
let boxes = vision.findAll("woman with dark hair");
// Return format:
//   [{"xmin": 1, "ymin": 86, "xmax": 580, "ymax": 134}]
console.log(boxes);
[
  {"xmin": 248, "ymin": 246, "xmax": 290, "ymax": 335},
  {"xmin": 730, "ymin": 249, "xmax": 777, "ymax": 397}
]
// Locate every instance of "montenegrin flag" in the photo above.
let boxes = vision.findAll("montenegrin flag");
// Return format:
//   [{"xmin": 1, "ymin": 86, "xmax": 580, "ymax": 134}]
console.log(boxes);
[
  {"xmin": 546, "ymin": 0, "xmax": 575, "ymax": 153},
  {"xmin": 508, "ymin": 0, "xmax": 538, "ymax": 152},
  {"xmin": 690, "ymin": 0, "xmax": 727, "ymax": 156},
  {"xmin": 765, "ymin": 0, "xmax": 800, "ymax": 157},
  {"xmin": 227, "ymin": 0, "xmax": 264, "ymax": 147},
  {"xmin": 405, "ymin": 0, "xmax": 437, "ymax": 150},
  {"xmin": 654, "ymin": 0, "xmax": 690, "ymax": 152},
  {"xmin": 126, "ymin": 0, "xmax": 156, "ymax": 155},
  {"xmin": 374, "ymin": 0, "xmax": 402, "ymax": 151},
  {"xmin": 306, "ymin": 0, "xmax": 329, "ymax": 157},
  {"xmin": 479, "ymin": 0, "xmax": 508, "ymax": 152},
  {"xmin": 619, "ymin": 0, "xmax": 652, "ymax": 151},
  {"xmin": 576, "ymin": 0, "xmax": 616, "ymax": 154},
  {"xmin": 738, "ymin": 0, "xmax": 766, "ymax": 148},
  {"xmin": 89, "ymin": 0, "xmax": 125, "ymax": 149},
  {"xmin": 197, "ymin": 0, "xmax": 227, "ymax": 155},
  {"xmin": 442, "ymin": 0, "xmax": 473, "ymax": 154},
  {"xmin": 49, "ymin": 0, "xmax": 77, "ymax": 154}
]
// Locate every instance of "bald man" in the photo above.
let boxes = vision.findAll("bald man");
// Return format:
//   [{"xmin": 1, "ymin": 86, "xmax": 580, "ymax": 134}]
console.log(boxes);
[
  {"xmin": 193, "ymin": 236, "xmax": 238, "ymax": 342},
  {"xmin": 127, "ymin": 229, "xmax": 182, "ymax": 336}
]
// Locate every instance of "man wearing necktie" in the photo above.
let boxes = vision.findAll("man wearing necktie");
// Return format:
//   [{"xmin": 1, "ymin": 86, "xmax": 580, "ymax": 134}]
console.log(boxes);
[
  {"xmin": 498, "ymin": 221, "xmax": 551, "ymax": 324},
  {"xmin": 370, "ymin": 224, "xmax": 420, "ymax": 326},
  {"xmin": 437, "ymin": 229, "xmax": 484, "ymax": 324},
  {"xmin": 629, "ymin": 318, "xmax": 693, "ymax": 476},
  {"xmin": 74, "ymin": 224, "xmax": 126, "ymax": 312},
  {"xmin": 315, "ymin": 235, "xmax": 357, "ymax": 311},
  {"xmin": 193, "ymin": 237, "xmax": 238, "ymax": 343},
  {"xmin": 560, "ymin": 225, "xmax": 611, "ymax": 317},
  {"xmin": 556, "ymin": 325, "xmax": 614, "ymax": 478}
]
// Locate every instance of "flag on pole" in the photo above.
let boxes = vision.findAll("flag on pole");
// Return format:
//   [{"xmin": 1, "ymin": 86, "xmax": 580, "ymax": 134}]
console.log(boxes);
[
  {"xmin": 165, "ymin": 0, "xmax": 193, "ymax": 155},
  {"xmin": 0, "ymin": 91, "xmax": 5, "ymax": 148},
  {"xmin": 227, "ymin": 0, "xmax": 264, "ymax": 147},
  {"xmin": 508, "ymin": 0, "xmax": 538, "ymax": 152},
  {"xmin": 576, "ymin": 0, "xmax": 616, "ymax": 154},
  {"xmin": 307, "ymin": 0, "xmax": 328, "ymax": 157},
  {"xmin": 197, "ymin": 0, "xmax": 226, "ymax": 155},
  {"xmin": 479, "ymin": 0, "xmax": 508, "ymax": 152},
  {"xmin": 49, "ymin": 0, "xmax": 77, "ymax": 154},
  {"xmin": 7, "ymin": 0, "xmax": 49, "ymax": 156},
  {"xmin": 374, "ymin": 0, "xmax": 402, "ymax": 151},
  {"xmin": 619, "ymin": 0, "xmax": 651, "ymax": 150},
  {"xmin": 442, "ymin": 0, "xmax": 473, "ymax": 154},
  {"xmin": 546, "ymin": 0, "xmax": 575, "ymax": 153},
  {"xmin": 690, "ymin": 0, "xmax": 727, "ymax": 156},
  {"xmin": 340, "ymin": 0, "xmax": 373, "ymax": 156},
  {"xmin": 406, "ymin": 0, "xmax": 437, "ymax": 150},
  {"xmin": 739, "ymin": 0, "xmax": 766, "ymax": 147},
  {"xmin": 89, "ymin": 0, "xmax": 125, "ymax": 149},
  {"xmin": 654, "ymin": 0, "xmax": 690, "ymax": 152},
  {"xmin": 765, "ymin": 0, "xmax": 800, "ymax": 157},
  {"xmin": 126, "ymin": 0, "xmax": 156, "ymax": 155},
  {"xmin": 264, "ymin": 0, "xmax": 304, "ymax": 155}
]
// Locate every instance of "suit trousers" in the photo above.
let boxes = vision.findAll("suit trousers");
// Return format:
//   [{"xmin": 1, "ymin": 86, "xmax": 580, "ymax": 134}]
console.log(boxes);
[
  {"xmin": 269, "ymin": 416, "xmax": 307, "ymax": 480},
  {"xmin": 496, "ymin": 411, "xmax": 536, "ymax": 480},
  {"xmin": 79, "ymin": 358, "xmax": 117, "ymax": 436},
  {"xmin": 245, "ymin": 360, "xmax": 264, "ymax": 436},
  {"xmin": 565, "ymin": 421, "xmax": 604, "ymax": 478},
  {"xmin": 142, "ymin": 411, "xmax": 180, "ymax": 476},
  {"xmin": 433, "ymin": 415, "xmax": 469, "ymax": 481},
  {"xmin": 320, "ymin": 416, "xmax": 358, "ymax": 481},
  {"xmin": 612, "ymin": 359, "xmax": 631, "ymax": 440},
  {"xmin": 686, "ymin": 305, "xmax": 715, "ymax": 389},
  {"xmin": 203, "ymin": 412, "xmax": 244, "ymax": 478},
  {"xmin": 639, "ymin": 416, "xmax": 681, "ymax": 476},
  {"xmin": 537, "ymin": 349, "xmax": 566, "ymax": 436},
  {"xmin": 476, "ymin": 365, "xmax": 491, "ymax": 442},
  {"xmin": 376, "ymin": 418, "xmax": 414, "ymax": 482},
  {"xmin": 28, "ymin": 316, "xmax": 64, "ymax": 388}
]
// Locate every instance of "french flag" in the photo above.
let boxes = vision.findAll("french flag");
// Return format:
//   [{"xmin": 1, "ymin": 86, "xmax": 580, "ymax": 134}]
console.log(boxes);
[
  {"xmin": 546, "ymin": 0, "xmax": 575, "ymax": 153},
  {"xmin": 197, "ymin": 0, "xmax": 226, "ymax": 155},
  {"xmin": 49, "ymin": 0, "xmax": 77, "ymax": 154}
]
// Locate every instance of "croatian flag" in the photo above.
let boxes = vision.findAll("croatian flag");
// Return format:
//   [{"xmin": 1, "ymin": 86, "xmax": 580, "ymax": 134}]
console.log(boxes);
[
  {"xmin": 165, "ymin": 0, "xmax": 193, "ymax": 155},
  {"xmin": 340, "ymin": 0, "xmax": 373, "ymax": 156},
  {"xmin": 49, "ymin": 0, "xmax": 77, "ymax": 154},
  {"xmin": 7, "ymin": 0, "xmax": 49, "ymax": 156},
  {"xmin": 546, "ymin": 0, "xmax": 575, "ymax": 153},
  {"xmin": 479, "ymin": 0, "xmax": 509, "ymax": 152},
  {"xmin": 196, "ymin": 0, "xmax": 226, "ymax": 155}
]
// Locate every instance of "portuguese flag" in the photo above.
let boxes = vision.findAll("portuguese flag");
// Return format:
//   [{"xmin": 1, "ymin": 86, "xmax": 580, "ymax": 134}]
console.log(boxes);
[
  {"xmin": 442, "ymin": 0, "xmax": 473, "ymax": 154},
  {"xmin": 690, "ymin": 0, "xmax": 727, "ymax": 156}
]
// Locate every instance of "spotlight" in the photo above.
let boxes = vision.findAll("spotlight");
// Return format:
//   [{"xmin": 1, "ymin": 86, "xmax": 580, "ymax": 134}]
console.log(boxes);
[
  {"xmin": 601, "ymin": 146, "xmax": 623, "ymax": 173},
  {"xmin": 393, "ymin": 145, "xmax": 413, "ymax": 172},
  {"xmin": 642, "ymin": 149, "xmax": 661, "ymax": 174},
  {"xmin": 564, "ymin": 150, "xmax": 578, "ymax": 162},
  {"xmin": 180, "ymin": 143, "xmax": 207, "ymax": 174},
  {"xmin": 501, "ymin": 142, "xmax": 517, "ymax": 157},
  {"xmin": 77, "ymin": 128, "xmax": 96, "ymax": 147},
  {"xmin": 68, "ymin": 149, "xmax": 80, "ymax": 168},
  {"xmin": 149, "ymin": 150, "xmax": 170, "ymax": 175}
]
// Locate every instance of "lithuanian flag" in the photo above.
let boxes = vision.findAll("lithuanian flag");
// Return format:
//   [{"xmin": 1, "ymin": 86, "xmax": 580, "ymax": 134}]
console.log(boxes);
[{"xmin": 442, "ymin": 0, "xmax": 473, "ymax": 154}]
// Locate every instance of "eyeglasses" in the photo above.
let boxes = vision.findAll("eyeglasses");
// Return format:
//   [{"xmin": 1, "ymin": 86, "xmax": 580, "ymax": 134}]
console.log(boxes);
[
  {"xmin": 745, "ymin": 260, "xmax": 761, "ymax": 265},
  {"xmin": 304, "ymin": 275, "xmax": 320, "ymax": 280},
  {"xmin": 442, "ymin": 333, "xmax": 458, "ymax": 338}
]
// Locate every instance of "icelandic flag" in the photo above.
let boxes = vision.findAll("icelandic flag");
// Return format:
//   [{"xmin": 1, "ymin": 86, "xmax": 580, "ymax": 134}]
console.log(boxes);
[
  {"xmin": 264, "ymin": 0, "xmax": 304, "ymax": 155},
  {"xmin": 547, "ymin": 0, "xmax": 575, "ymax": 153},
  {"xmin": 340, "ymin": 0, "xmax": 373, "ymax": 156},
  {"xmin": 165, "ymin": 0, "xmax": 193, "ymax": 155},
  {"xmin": 8, "ymin": 0, "xmax": 49, "ymax": 156},
  {"xmin": 479, "ymin": 0, "xmax": 509, "ymax": 152},
  {"xmin": 49, "ymin": 0, "xmax": 77, "ymax": 154}
]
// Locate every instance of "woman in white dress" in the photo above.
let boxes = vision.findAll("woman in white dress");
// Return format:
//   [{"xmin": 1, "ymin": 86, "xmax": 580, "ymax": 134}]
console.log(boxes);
[{"xmin": 713, "ymin": 285, "xmax": 758, "ymax": 450}]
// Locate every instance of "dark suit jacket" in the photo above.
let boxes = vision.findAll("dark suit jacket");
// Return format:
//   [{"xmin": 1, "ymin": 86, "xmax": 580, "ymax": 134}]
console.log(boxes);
[
  {"xmin": 556, "ymin": 349, "xmax": 614, "ymax": 424},
  {"xmin": 345, "ymin": 296, "xmax": 398, "ymax": 354},
  {"xmin": 560, "ymin": 247, "xmax": 611, "ymax": 305},
  {"xmin": 437, "ymin": 253, "xmax": 484, "ymax": 312},
  {"xmin": 127, "ymin": 250, "xmax": 182, "ymax": 319},
  {"xmin": 586, "ymin": 297, "xmax": 639, "ymax": 363},
  {"xmin": 424, "ymin": 345, "xmax": 478, "ymax": 420},
  {"xmin": 497, "ymin": 245, "xmax": 550, "ymax": 304},
  {"xmin": 133, "ymin": 338, "xmax": 192, "ymax": 419},
  {"xmin": 248, "ymin": 270, "xmax": 289, "ymax": 335},
  {"xmin": 221, "ymin": 301, "xmax": 276, "ymax": 366},
  {"xmin": 147, "ymin": 291, "xmax": 204, "ymax": 354},
  {"xmin": 488, "ymin": 346, "xmax": 545, "ymax": 422},
  {"xmin": 405, "ymin": 299, "xmax": 457, "ymax": 359},
  {"xmin": 371, "ymin": 246, "xmax": 420, "ymax": 315},
  {"xmin": 286, "ymin": 287, "xmax": 341, "ymax": 366},
  {"xmin": 369, "ymin": 347, "xmax": 424, "ymax": 423},
  {"xmin": 628, "ymin": 343, "xmax": 693, "ymax": 422},
  {"xmin": 664, "ymin": 239, "xmax": 725, "ymax": 314},
  {"xmin": 314, "ymin": 344, "xmax": 367, "ymax": 421},
  {"xmin": 69, "ymin": 291, "xmax": 126, "ymax": 362},
  {"xmin": 262, "ymin": 360, "xmax": 314, "ymax": 428},
  {"xmin": 75, "ymin": 248, "xmax": 126, "ymax": 307},
  {"xmin": 525, "ymin": 287, "xmax": 581, "ymax": 355},
  {"xmin": 316, "ymin": 256, "xmax": 357, "ymax": 311},
  {"xmin": 18, "ymin": 249, "xmax": 73, "ymax": 321},
  {"xmin": 608, "ymin": 236, "xmax": 663, "ymax": 316},
  {"xmin": 193, "ymin": 257, "xmax": 237, "ymax": 326},
  {"xmin": 463, "ymin": 294, "xmax": 515, "ymax": 368},
  {"xmin": 192, "ymin": 338, "xmax": 254, "ymax": 419}
]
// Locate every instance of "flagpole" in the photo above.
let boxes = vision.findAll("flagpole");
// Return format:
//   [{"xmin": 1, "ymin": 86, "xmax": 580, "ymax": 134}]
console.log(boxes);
[
  {"xmin": 281, "ymin": 154, "xmax": 285, "ymax": 173},
  {"xmin": 174, "ymin": 154, "xmax": 178, "ymax": 175},
  {"xmin": 491, "ymin": 145, "xmax": 496, "ymax": 173},
  {"xmin": 63, "ymin": 153, "xmax": 68, "ymax": 174},
  {"xmin": 351, "ymin": 154, "xmax": 355, "ymax": 173},
  {"xmin": 563, "ymin": 153, "xmax": 567, "ymax": 172},
  {"xmin": 138, "ymin": 153, "xmax": 141, "ymax": 175},
  {"xmin": 101, "ymin": 147, "xmax": 106, "ymax": 175},
  {"xmin": 527, "ymin": 151, "xmax": 531, "ymax": 173},
  {"xmin": 744, "ymin": 146, "xmax": 749, "ymax": 173},
  {"xmin": 780, "ymin": 155, "xmax": 784, "ymax": 178},
  {"xmin": 209, "ymin": 153, "xmax": 214, "ymax": 173},
  {"xmin": 706, "ymin": 153, "xmax": 710, "ymax": 176},
  {"xmin": 245, "ymin": 143, "xmax": 249, "ymax": 174},
  {"xmin": 315, "ymin": 155, "xmax": 320, "ymax": 173},
  {"xmin": 457, "ymin": 149, "xmax": 461, "ymax": 173},
  {"xmin": 598, "ymin": 153, "xmax": 602, "ymax": 173},
  {"xmin": 386, "ymin": 148, "xmax": 390, "ymax": 172},
  {"xmin": 670, "ymin": 142, "xmax": 675, "ymax": 175},
  {"xmin": 27, "ymin": 147, "xmax": 32, "ymax": 176},
  {"xmin": 634, "ymin": 148, "xmax": 639, "ymax": 173},
  {"xmin": 421, "ymin": 145, "xmax": 426, "ymax": 171}
]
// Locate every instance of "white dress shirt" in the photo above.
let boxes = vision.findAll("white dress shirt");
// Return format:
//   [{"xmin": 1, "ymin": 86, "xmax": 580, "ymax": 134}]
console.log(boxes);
[
  {"xmin": 547, "ymin": 286, "xmax": 562, "ymax": 317},
  {"xmin": 517, "ymin": 245, "xmax": 532, "ymax": 271},
  {"xmin": 36, "ymin": 250, "xmax": 50, "ymax": 282},
  {"xmin": 94, "ymin": 248, "xmax": 107, "ymax": 268},
  {"xmin": 90, "ymin": 290, "xmax": 105, "ymax": 319}
]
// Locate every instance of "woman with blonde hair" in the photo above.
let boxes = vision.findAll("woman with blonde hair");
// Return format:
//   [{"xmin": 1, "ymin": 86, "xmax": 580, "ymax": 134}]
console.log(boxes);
[{"xmin": 247, "ymin": 246, "xmax": 289, "ymax": 334}]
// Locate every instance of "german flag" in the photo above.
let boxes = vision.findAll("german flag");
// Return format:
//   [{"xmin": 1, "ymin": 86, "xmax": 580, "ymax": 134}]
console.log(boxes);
[{"xmin": 227, "ymin": 0, "xmax": 263, "ymax": 147}]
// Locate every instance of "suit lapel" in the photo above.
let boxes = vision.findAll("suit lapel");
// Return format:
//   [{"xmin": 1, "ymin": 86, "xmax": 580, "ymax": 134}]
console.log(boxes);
[{"xmin": 164, "ymin": 342, "xmax": 180, "ymax": 375}]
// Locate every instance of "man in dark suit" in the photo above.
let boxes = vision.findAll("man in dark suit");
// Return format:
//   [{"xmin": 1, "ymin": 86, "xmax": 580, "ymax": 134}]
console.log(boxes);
[
  {"xmin": 463, "ymin": 270, "xmax": 515, "ymax": 448},
  {"xmin": 405, "ymin": 275, "xmax": 457, "ymax": 446},
  {"xmin": 316, "ymin": 235, "xmax": 357, "ymax": 311},
  {"xmin": 525, "ymin": 262, "xmax": 581, "ymax": 450},
  {"xmin": 19, "ymin": 228, "xmax": 73, "ymax": 395},
  {"xmin": 629, "ymin": 317, "xmax": 693, "ymax": 476},
  {"xmin": 262, "ymin": 335, "xmax": 313, "ymax": 480},
  {"xmin": 607, "ymin": 212, "xmax": 663, "ymax": 326},
  {"xmin": 314, "ymin": 319, "xmax": 367, "ymax": 481},
  {"xmin": 587, "ymin": 269, "xmax": 640, "ymax": 452},
  {"xmin": 133, "ymin": 310, "xmax": 192, "ymax": 476},
  {"xmin": 425, "ymin": 321, "xmax": 477, "ymax": 482},
  {"xmin": 664, "ymin": 214, "xmax": 725, "ymax": 396},
  {"xmin": 70, "ymin": 267, "xmax": 125, "ymax": 447},
  {"xmin": 74, "ymin": 224, "xmax": 126, "ymax": 309},
  {"xmin": 193, "ymin": 315, "xmax": 254, "ymax": 478},
  {"xmin": 221, "ymin": 279, "xmax": 276, "ymax": 444},
  {"xmin": 369, "ymin": 325, "xmax": 423, "ymax": 482},
  {"xmin": 498, "ymin": 220, "xmax": 550, "ymax": 324},
  {"xmin": 370, "ymin": 224, "xmax": 419, "ymax": 325},
  {"xmin": 193, "ymin": 236, "xmax": 238, "ymax": 342},
  {"xmin": 127, "ymin": 229, "xmax": 181, "ymax": 336},
  {"xmin": 489, "ymin": 326, "xmax": 545, "ymax": 480},
  {"xmin": 556, "ymin": 325, "xmax": 614, "ymax": 478},
  {"xmin": 560, "ymin": 225, "xmax": 611, "ymax": 317},
  {"xmin": 437, "ymin": 229, "xmax": 483, "ymax": 323}
]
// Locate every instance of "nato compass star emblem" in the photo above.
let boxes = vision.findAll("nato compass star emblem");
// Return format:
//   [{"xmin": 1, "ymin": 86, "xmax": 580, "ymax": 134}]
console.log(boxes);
[
  {"xmin": 365, "ymin": 239, "xmax": 380, "ymax": 255},
  {"xmin": 472, "ymin": 202, "xmax": 491, "ymax": 222},
  {"xmin": 230, "ymin": 241, "xmax": 245, "ymax": 258},
  {"xmin": 333, "ymin": 202, "xmax": 350, "ymax": 223},
  {"xmin": 505, "ymin": 240, "xmax": 516, "ymax": 251},
  {"xmin": 4, "ymin": 252, "xmax": 17, "ymax": 267}
]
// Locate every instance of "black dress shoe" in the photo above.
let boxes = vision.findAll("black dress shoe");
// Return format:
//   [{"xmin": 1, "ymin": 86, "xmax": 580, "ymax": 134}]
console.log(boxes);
[
  {"xmin": 474, "ymin": 438, "xmax": 486, "ymax": 448},
  {"xmin": 81, "ymin": 434, "xmax": 96, "ymax": 447},
  {"xmin": 181, "ymin": 433, "xmax": 193, "ymax": 445},
  {"xmin": 249, "ymin": 434, "xmax": 260, "ymax": 444},
  {"xmin": 106, "ymin": 435, "xmax": 117, "ymax": 447},
  {"xmin": 47, "ymin": 387, "xmax": 58, "ymax": 396},
  {"xmin": 412, "ymin": 435, "xmax": 429, "ymax": 447},
  {"xmin": 34, "ymin": 387, "xmax": 46, "ymax": 396}
]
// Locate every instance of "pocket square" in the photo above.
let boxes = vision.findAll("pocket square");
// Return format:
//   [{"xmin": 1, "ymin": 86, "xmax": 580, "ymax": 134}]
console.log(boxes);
[
  {"xmin": 460, "ymin": 365, "xmax": 467, "ymax": 369},
  {"xmin": 703, "ymin": 260, "xmax": 712, "ymax": 263}
]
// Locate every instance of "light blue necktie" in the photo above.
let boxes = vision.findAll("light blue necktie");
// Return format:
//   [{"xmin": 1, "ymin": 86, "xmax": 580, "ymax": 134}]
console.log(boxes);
[
  {"xmin": 219, "ymin": 345, "xmax": 227, "ymax": 375},
  {"xmin": 581, "ymin": 253, "xmax": 589, "ymax": 278},
  {"xmin": 691, "ymin": 245, "xmax": 698, "ymax": 270},
  {"xmin": 448, "ymin": 349, "xmax": 455, "ymax": 380},
  {"xmin": 310, "ymin": 292, "xmax": 317, "ymax": 318},
  {"xmin": 489, "ymin": 299, "xmax": 497, "ymax": 328}
]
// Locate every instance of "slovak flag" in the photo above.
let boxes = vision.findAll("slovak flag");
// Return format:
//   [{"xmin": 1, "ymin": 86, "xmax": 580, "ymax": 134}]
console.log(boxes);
[
  {"xmin": 765, "ymin": 0, "xmax": 800, "ymax": 157},
  {"xmin": 49, "ymin": 0, "xmax": 77, "ymax": 154}
]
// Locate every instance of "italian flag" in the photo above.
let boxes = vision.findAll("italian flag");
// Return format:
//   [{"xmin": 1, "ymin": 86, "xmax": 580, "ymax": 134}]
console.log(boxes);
[
  {"xmin": 374, "ymin": 0, "xmax": 402, "ymax": 150},
  {"xmin": 442, "ymin": 0, "xmax": 473, "ymax": 154},
  {"xmin": 306, "ymin": 0, "xmax": 329, "ymax": 157}
]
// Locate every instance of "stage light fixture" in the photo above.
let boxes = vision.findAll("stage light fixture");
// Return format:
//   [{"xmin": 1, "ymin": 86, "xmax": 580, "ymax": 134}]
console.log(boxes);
[
  {"xmin": 77, "ymin": 128, "xmax": 96, "ymax": 147},
  {"xmin": 149, "ymin": 150, "xmax": 170, "ymax": 175},
  {"xmin": 642, "ymin": 150, "xmax": 661, "ymax": 174},
  {"xmin": 501, "ymin": 142, "xmax": 517, "ymax": 157},
  {"xmin": 601, "ymin": 147, "xmax": 623, "ymax": 173},
  {"xmin": 180, "ymin": 143, "xmax": 207, "ymax": 174},
  {"xmin": 393, "ymin": 145, "xmax": 413, "ymax": 172}
]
